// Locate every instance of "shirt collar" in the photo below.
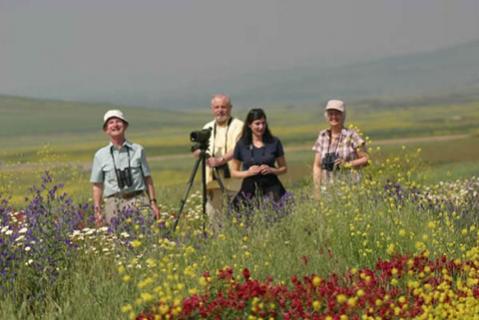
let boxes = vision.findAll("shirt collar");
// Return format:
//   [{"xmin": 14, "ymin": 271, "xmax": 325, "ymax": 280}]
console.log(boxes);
[
  {"xmin": 108, "ymin": 140, "xmax": 133, "ymax": 150},
  {"xmin": 322, "ymin": 128, "xmax": 349, "ymax": 140}
]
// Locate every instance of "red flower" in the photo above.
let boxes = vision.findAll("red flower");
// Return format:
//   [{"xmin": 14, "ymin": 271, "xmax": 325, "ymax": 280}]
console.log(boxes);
[{"xmin": 242, "ymin": 268, "xmax": 251, "ymax": 281}]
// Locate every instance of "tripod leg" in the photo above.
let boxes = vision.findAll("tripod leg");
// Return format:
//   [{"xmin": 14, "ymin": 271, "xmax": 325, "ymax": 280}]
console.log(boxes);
[{"xmin": 172, "ymin": 157, "xmax": 201, "ymax": 232}]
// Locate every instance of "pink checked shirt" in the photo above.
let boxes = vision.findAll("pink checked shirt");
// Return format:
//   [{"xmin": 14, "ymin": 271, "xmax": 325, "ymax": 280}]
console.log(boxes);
[{"xmin": 312, "ymin": 128, "xmax": 365, "ymax": 161}]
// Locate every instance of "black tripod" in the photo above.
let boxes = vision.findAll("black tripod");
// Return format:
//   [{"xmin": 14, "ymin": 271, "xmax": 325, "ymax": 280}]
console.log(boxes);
[
  {"xmin": 172, "ymin": 149, "xmax": 228, "ymax": 234},
  {"xmin": 172, "ymin": 148, "xmax": 209, "ymax": 234}
]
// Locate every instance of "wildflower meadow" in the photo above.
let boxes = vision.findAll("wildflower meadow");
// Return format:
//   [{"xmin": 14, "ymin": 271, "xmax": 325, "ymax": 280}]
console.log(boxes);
[{"xmin": 1, "ymin": 145, "xmax": 479, "ymax": 320}]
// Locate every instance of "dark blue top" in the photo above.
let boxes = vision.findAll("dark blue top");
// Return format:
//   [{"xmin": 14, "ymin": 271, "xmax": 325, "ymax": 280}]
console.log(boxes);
[{"xmin": 233, "ymin": 137, "xmax": 284, "ymax": 170}]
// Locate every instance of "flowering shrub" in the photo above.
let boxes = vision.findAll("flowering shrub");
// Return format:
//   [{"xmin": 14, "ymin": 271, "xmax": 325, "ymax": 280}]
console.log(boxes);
[{"xmin": 0, "ymin": 172, "xmax": 86, "ymax": 302}]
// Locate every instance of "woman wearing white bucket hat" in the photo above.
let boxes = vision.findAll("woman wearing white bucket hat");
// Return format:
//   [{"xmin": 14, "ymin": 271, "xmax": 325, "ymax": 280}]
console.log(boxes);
[
  {"xmin": 312, "ymin": 100, "xmax": 369, "ymax": 198},
  {"xmin": 90, "ymin": 109, "xmax": 160, "ymax": 226}
]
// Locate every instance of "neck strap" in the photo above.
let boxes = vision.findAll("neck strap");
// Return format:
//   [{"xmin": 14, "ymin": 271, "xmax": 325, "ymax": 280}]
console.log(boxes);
[
  {"xmin": 110, "ymin": 144, "xmax": 131, "ymax": 188},
  {"xmin": 327, "ymin": 130, "xmax": 343, "ymax": 155}
]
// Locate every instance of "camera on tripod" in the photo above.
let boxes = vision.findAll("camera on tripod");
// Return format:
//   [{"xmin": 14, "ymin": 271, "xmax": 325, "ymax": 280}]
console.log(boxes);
[{"xmin": 190, "ymin": 128, "xmax": 212, "ymax": 152}]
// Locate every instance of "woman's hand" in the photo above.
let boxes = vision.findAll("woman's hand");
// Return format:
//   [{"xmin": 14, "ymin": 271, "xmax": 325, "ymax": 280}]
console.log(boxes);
[
  {"xmin": 259, "ymin": 164, "xmax": 274, "ymax": 175},
  {"xmin": 247, "ymin": 165, "xmax": 262, "ymax": 177},
  {"xmin": 334, "ymin": 158, "xmax": 347, "ymax": 169}
]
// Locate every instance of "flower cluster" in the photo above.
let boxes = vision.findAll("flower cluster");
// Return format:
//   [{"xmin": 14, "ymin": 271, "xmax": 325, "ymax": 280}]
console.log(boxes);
[{"xmin": 138, "ymin": 245, "xmax": 479, "ymax": 319}]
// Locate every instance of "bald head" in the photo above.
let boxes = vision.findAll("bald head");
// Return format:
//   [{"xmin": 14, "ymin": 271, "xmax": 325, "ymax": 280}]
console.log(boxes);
[
  {"xmin": 210, "ymin": 94, "xmax": 232, "ymax": 125},
  {"xmin": 211, "ymin": 94, "xmax": 232, "ymax": 108}
]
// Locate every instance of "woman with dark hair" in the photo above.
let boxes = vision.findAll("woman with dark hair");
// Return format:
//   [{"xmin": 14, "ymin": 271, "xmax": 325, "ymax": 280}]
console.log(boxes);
[{"xmin": 230, "ymin": 108, "xmax": 288, "ymax": 210}]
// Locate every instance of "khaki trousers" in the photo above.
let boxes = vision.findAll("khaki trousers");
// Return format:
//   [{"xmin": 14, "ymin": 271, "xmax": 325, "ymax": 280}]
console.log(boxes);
[
  {"xmin": 104, "ymin": 193, "xmax": 150, "ymax": 224},
  {"xmin": 206, "ymin": 188, "xmax": 236, "ymax": 232}
]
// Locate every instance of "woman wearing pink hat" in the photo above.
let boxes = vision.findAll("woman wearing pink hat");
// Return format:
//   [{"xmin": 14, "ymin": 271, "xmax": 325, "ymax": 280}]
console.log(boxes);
[{"xmin": 312, "ymin": 100, "xmax": 369, "ymax": 197}]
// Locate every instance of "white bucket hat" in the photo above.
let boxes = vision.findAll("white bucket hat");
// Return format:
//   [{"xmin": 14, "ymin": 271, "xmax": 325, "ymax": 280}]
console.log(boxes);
[
  {"xmin": 103, "ymin": 109, "xmax": 128, "ymax": 129},
  {"xmin": 325, "ymin": 99, "xmax": 345, "ymax": 113}
]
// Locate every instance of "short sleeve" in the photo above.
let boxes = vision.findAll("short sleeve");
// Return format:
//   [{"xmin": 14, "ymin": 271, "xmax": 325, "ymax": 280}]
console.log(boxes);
[
  {"xmin": 233, "ymin": 140, "xmax": 244, "ymax": 161},
  {"xmin": 350, "ymin": 131, "xmax": 366, "ymax": 150},
  {"xmin": 90, "ymin": 153, "xmax": 104, "ymax": 183},
  {"xmin": 275, "ymin": 138, "xmax": 285, "ymax": 158},
  {"xmin": 312, "ymin": 134, "xmax": 323, "ymax": 153},
  {"xmin": 139, "ymin": 148, "xmax": 152, "ymax": 177}
]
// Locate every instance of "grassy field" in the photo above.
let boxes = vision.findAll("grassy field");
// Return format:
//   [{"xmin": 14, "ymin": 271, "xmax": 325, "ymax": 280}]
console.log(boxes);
[
  {"xmin": 1, "ymin": 95, "xmax": 479, "ymax": 205},
  {"xmin": 1, "ymin": 139, "xmax": 478, "ymax": 319},
  {"xmin": 1, "ymin": 95, "xmax": 479, "ymax": 319}
]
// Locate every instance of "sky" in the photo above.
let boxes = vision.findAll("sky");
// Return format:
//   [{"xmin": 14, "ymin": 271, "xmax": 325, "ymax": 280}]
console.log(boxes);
[{"xmin": 1, "ymin": 0, "xmax": 479, "ymax": 108}]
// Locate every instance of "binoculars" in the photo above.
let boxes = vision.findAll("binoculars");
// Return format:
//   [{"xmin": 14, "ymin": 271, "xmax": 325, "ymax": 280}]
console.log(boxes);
[
  {"xmin": 116, "ymin": 168, "xmax": 133, "ymax": 189},
  {"xmin": 321, "ymin": 152, "xmax": 339, "ymax": 172}
]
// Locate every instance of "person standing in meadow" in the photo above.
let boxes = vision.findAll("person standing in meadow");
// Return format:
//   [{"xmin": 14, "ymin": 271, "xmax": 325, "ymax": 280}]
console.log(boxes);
[
  {"xmin": 230, "ymin": 108, "xmax": 288, "ymax": 210},
  {"xmin": 312, "ymin": 99, "xmax": 369, "ymax": 198},
  {"xmin": 90, "ymin": 110, "xmax": 160, "ymax": 226},
  {"xmin": 195, "ymin": 94, "xmax": 244, "ymax": 230}
]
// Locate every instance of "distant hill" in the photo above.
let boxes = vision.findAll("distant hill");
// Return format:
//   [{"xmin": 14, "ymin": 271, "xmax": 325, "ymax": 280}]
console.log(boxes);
[
  {"xmin": 0, "ymin": 95, "xmax": 208, "ymax": 141},
  {"xmin": 194, "ymin": 39, "xmax": 479, "ymax": 107},
  {"xmin": 150, "ymin": 39, "xmax": 479, "ymax": 108},
  {"xmin": 2, "ymin": 40, "xmax": 479, "ymax": 109}
]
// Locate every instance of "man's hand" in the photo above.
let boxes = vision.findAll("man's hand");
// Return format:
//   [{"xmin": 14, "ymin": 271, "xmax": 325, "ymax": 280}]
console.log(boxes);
[
  {"xmin": 150, "ymin": 201, "xmax": 160, "ymax": 220},
  {"xmin": 94, "ymin": 206, "xmax": 104, "ymax": 227},
  {"xmin": 207, "ymin": 156, "xmax": 225, "ymax": 168},
  {"xmin": 192, "ymin": 149, "xmax": 201, "ymax": 159}
]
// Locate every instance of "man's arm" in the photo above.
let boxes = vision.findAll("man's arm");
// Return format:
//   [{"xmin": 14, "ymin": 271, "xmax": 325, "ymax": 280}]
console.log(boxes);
[
  {"xmin": 144, "ymin": 176, "xmax": 160, "ymax": 220},
  {"xmin": 207, "ymin": 149, "xmax": 234, "ymax": 167}
]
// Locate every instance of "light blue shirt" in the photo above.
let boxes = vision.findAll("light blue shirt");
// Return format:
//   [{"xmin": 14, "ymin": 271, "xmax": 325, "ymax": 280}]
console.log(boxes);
[{"xmin": 90, "ymin": 140, "xmax": 151, "ymax": 197}]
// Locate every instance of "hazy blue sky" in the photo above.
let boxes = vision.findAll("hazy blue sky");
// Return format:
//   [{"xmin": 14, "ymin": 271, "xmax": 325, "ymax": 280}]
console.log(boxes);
[{"xmin": 2, "ymin": 0, "xmax": 479, "ymax": 107}]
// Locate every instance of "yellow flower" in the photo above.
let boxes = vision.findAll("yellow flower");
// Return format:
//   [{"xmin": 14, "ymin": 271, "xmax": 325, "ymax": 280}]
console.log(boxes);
[
  {"xmin": 337, "ymin": 294, "xmax": 347, "ymax": 304},
  {"xmin": 121, "ymin": 304, "xmax": 132, "ymax": 313},
  {"xmin": 130, "ymin": 239, "xmax": 142, "ymax": 248},
  {"xmin": 199, "ymin": 276, "xmax": 208, "ymax": 287},
  {"xmin": 356, "ymin": 289, "xmax": 365, "ymax": 297},
  {"xmin": 312, "ymin": 276, "xmax": 321, "ymax": 287},
  {"xmin": 312, "ymin": 300, "xmax": 321, "ymax": 311},
  {"xmin": 387, "ymin": 244, "xmax": 395, "ymax": 255},
  {"xmin": 140, "ymin": 292, "xmax": 154, "ymax": 303},
  {"xmin": 347, "ymin": 297, "xmax": 357, "ymax": 307}
]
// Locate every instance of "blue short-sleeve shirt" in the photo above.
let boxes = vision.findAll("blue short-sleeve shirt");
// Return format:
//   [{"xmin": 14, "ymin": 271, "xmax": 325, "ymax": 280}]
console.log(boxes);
[
  {"xmin": 90, "ymin": 141, "xmax": 151, "ymax": 197},
  {"xmin": 233, "ymin": 137, "xmax": 284, "ymax": 170}
]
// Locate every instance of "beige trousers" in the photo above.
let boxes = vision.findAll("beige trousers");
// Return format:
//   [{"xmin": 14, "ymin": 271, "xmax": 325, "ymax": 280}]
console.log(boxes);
[
  {"xmin": 104, "ymin": 193, "xmax": 150, "ymax": 224},
  {"xmin": 206, "ymin": 188, "xmax": 236, "ymax": 232}
]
